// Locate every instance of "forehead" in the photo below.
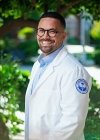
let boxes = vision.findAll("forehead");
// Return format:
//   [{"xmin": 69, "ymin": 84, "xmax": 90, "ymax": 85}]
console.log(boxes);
[{"xmin": 38, "ymin": 17, "xmax": 62, "ymax": 29}]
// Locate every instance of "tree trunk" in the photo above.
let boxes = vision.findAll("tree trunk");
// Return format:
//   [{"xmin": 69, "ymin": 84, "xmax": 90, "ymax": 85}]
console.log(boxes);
[{"xmin": 0, "ymin": 120, "xmax": 9, "ymax": 140}]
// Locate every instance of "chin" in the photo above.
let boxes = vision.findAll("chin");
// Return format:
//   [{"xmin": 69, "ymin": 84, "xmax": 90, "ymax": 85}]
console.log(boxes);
[{"xmin": 41, "ymin": 47, "xmax": 52, "ymax": 53}]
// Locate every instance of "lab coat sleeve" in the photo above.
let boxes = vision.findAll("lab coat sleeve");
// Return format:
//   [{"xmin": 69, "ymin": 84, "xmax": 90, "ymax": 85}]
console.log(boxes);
[{"xmin": 48, "ymin": 66, "xmax": 92, "ymax": 140}]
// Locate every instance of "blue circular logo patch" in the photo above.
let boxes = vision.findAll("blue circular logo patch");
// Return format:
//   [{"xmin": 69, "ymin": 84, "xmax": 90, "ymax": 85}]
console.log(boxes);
[{"xmin": 75, "ymin": 79, "xmax": 89, "ymax": 94}]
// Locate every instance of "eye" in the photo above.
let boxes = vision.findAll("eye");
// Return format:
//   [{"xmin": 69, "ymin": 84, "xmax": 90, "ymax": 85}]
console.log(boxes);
[
  {"xmin": 38, "ymin": 28, "xmax": 44, "ymax": 33},
  {"xmin": 49, "ymin": 30, "xmax": 57, "ymax": 34},
  {"xmin": 37, "ymin": 28, "xmax": 45, "ymax": 36}
]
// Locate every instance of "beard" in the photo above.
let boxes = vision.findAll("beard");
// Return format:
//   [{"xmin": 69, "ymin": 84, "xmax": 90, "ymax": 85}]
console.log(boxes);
[{"xmin": 38, "ymin": 39, "xmax": 55, "ymax": 55}]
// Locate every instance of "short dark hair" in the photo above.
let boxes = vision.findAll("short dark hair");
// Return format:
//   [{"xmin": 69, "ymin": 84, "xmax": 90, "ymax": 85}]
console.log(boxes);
[{"xmin": 39, "ymin": 11, "xmax": 66, "ymax": 29}]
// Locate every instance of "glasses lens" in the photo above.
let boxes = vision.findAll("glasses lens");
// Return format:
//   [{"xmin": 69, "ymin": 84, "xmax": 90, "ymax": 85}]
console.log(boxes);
[
  {"xmin": 48, "ymin": 30, "xmax": 57, "ymax": 37},
  {"xmin": 37, "ymin": 28, "xmax": 58, "ymax": 37},
  {"xmin": 37, "ymin": 28, "xmax": 44, "ymax": 37}
]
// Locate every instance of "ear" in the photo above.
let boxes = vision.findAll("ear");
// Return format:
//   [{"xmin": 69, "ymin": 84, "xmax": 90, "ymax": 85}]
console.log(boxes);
[{"xmin": 63, "ymin": 31, "xmax": 67, "ymax": 41}]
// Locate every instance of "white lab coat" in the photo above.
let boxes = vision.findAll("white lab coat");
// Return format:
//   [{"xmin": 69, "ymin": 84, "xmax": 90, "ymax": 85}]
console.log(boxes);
[{"xmin": 25, "ymin": 47, "xmax": 92, "ymax": 140}]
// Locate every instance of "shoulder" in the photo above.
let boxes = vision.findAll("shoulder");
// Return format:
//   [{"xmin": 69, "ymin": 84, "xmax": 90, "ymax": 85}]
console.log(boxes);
[
  {"xmin": 60, "ymin": 52, "xmax": 82, "ymax": 71},
  {"xmin": 58, "ymin": 52, "xmax": 91, "ymax": 79}
]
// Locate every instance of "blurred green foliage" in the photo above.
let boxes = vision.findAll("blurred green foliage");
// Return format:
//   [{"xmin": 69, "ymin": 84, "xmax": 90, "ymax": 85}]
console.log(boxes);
[
  {"xmin": 18, "ymin": 27, "xmax": 34, "ymax": 39},
  {"xmin": 90, "ymin": 21, "xmax": 100, "ymax": 40},
  {"xmin": 0, "ymin": 0, "xmax": 100, "ymax": 21},
  {"xmin": 67, "ymin": 36, "xmax": 80, "ymax": 45},
  {"xmin": 86, "ymin": 51, "xmax": 100, "ymax": 66},
  {"xmin": 0, "ymin": 53, "xmax": 30, "ymax": 135},
  {"xmin": 90, "ymin": 21, "xmax": 100, "ymax": 52},
  {"xmin": 85, "ymin": 79, "xmax": 100, "ymax": 140},
  {"xmin": 0, "ymin": 30, "xmax": 39, "ymax": 65},
  {"xmin": 92, "ymin": 50, "xmax": 100, "ymax": 66}
]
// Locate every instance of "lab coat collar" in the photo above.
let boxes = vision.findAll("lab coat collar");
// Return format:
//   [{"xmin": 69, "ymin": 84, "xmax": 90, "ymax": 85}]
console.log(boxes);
[
  {"xmin": 38, "ymin": 45, "xmax": 64, "ymax": 67},
  {"xmin": 31, "ymin": 47, "xmax": 68, "ymax": 96}
]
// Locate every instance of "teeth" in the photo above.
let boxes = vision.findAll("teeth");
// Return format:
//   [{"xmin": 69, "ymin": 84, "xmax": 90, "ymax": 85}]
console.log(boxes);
[{"xmin": 42, "ymin": 41, "xmax": 50, "ymax": 45}]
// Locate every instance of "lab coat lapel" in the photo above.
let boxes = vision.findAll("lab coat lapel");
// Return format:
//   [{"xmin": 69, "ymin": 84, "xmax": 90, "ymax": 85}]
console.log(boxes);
[
  {"xmin": 32, "ymin": 47, "xmax": 68, "ymax": 95},
  {"xmin": 25, "ymin": 61, "xmax": 39, "ymax": 96},
  {"xmin": 32, "ymin": 65, "xmax": 54, "ymax": 94}
]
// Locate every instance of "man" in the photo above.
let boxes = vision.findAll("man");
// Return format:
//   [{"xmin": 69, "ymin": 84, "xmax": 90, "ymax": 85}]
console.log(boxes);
[{"xmin": 25, "ymin": 12, "xmax": 92, "ymax": 140}]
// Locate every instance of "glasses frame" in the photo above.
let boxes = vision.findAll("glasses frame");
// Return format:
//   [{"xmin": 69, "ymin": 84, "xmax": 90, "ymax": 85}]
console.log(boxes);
[{"xmin": 37, "ymin": 28, "xmax": 60, "ymax": 37}]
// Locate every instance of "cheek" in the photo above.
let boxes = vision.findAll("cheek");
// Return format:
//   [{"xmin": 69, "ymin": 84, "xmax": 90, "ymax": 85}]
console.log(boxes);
[
  {"xmin": 36, "ymin": 35, "xmax": 39, "ymax": 41},
  {"xmin": 55, "ymin": 37, "xmax": 64, "ymax": 44},
  {"xmin": 37, "ymin": 36, "xmax": 41, "ymax": 44}
]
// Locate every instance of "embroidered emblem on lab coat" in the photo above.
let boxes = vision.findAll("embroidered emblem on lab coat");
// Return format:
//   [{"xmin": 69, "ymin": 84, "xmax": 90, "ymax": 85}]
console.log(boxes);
[{"xmin": 75, "ymin": 79, "xmax": 89, "ymax": 94}]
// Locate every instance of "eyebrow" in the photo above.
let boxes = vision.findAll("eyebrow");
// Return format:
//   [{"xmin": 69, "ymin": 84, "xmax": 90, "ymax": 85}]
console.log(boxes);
[{"xmin": 38, "ymin": 27, "xmax": 57, "ymax": 30}]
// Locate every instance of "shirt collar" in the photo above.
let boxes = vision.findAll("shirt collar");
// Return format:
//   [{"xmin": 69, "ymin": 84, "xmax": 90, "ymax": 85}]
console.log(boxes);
[{"xmin": 38, "ymin": 45, "xmax": 64, "ymax": 67}]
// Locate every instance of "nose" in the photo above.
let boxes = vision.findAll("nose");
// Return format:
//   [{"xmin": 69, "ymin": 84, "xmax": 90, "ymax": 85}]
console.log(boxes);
[{"xmin": 43, "ymin": 31, "xmax": 50, "ymax": 38}]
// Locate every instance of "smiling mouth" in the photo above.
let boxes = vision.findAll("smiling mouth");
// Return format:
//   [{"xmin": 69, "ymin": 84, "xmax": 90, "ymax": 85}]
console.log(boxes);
[
  {"xmin": 43, "ymin": 40, "xmax": 51, "ymax": 44},
  {"xmin": 40, "ymin": 40, "xmax": 54, "ymax": 46}
]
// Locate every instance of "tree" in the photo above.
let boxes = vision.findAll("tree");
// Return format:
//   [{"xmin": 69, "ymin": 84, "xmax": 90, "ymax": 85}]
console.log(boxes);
[
  {"xmin": 0, "ymin": 0, "xmax": 100, "ymax": 37},
  {"xmin": 90, "ymin": 21, "xmax": 100, "ymax": 40}
]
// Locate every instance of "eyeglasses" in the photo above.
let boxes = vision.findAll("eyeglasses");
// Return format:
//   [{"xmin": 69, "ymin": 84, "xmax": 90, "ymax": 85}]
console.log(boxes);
[{"xmin": 37, "ymin": 28, "xmax": 59, "ymax": 37}]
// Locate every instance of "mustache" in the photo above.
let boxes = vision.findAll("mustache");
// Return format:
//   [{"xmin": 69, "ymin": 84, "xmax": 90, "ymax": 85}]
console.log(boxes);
[{"xmin": 39, "ymin": 39, "xmax": 52, "ymax": 41}]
